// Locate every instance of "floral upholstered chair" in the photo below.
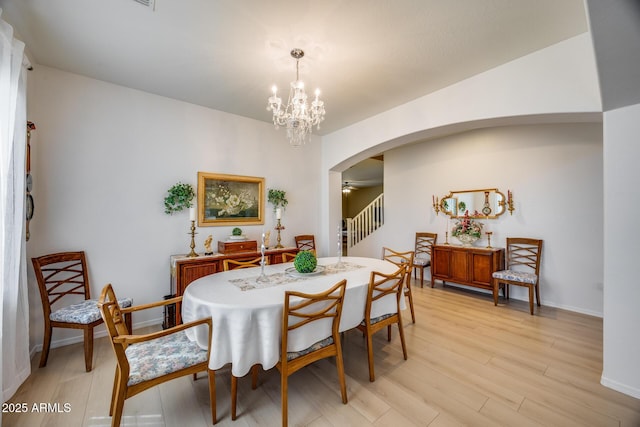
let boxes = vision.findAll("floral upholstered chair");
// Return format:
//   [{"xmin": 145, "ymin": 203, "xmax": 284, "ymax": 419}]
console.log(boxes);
[
  {"xmin": 97, "ymin": 284, "xmax": 216, "ymax": 427},
  {"xmin": 492, "ymin": 238, "xmax": 543, "ymax": 315},
  {"xmin": 412, "ymin": 232, "xmax": 437, "ymax": 288},
  {"xmin": 31, "ymin": 251, "xmax": 132, "ymax": 372},
  {"xmin": 357, "ymin": 265, "xmax": 408, "ymax": 381},
  {"xmin": 382, "ymin": 247, "xmax": 416, "ymax": 323}
]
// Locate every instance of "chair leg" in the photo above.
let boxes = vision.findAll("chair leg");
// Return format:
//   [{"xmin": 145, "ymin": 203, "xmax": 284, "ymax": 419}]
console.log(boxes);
[
  {"xmin": 231, "ymin": 375, "xmax": 238, "ymax": 420},
  {"xmin": 387, "ymin": 324, "xmax": 392, "ymax": 342},
  {"xmin": 419, "ymin": 267, "xmax": 424, "ymax": 288},
  {"xmin": 397, "ymin": 321, "xmax": 408, "ymax": 360},
  {"xmin": 84, "ymin": 327, "xmax": 94, "ymax": 372},
  {"xmin": 110, "ymin": 366, "xmax": 121, "ymax": 416},
  {"xmin": 281, "ymin": 372, "xmax": 289, "ymax": 427},
  {"xmin": 366, "ymin": 331, "xmax": 375, "ymax": 382},
  {"xmin": 251, "ymin": 364, "xmax": 259, "ymax": 389},
  {"xmin": 528, "ymin": 285, "xmax": 535, "ymax": 315},
  {"xmin": 493, "ymin": 280, "xmax": 499, "ymax": 306},
  {"xmin": 39, "ymin": 324, "xmax": 52, "ymax": 368},
  {"xmin": 111, "ymin": 375, "xmax": 127, "ymax": 427},
  {"xmin": 207, "ymin": 369, "xmax": 216, "ymax": 424},
  {"xmin": 535, "ymin": 282, "xmax": 541, "ymax": 307},
  {"xmin": 334, "ymin": 346, "xmax": 348, "ymax": 404},
  {"xmin": 406, "ymin": 285, "xmax": 416, "ymax": 324}
]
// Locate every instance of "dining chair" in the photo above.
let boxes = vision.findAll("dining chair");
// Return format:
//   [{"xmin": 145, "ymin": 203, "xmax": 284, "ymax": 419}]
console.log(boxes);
[
  {"xmin": 232, "ymin": 280, "xmax": 348, "ymax": 426},
  {"xmin": 223, "ymin": 257, "xmax": 265, "ymax": 271},
  {"xmin": 97, "ymin": 284, "xmax": 216, "ymax": 427},
  {"xmin": 31, "ymin": 251, "xmax": 132, "ymax": 372},
  {"xmin": 413, "ymin": 232, "xmax": 437, "ymax": 288},
  {"xmin": 294, "ymin": 234, "xmax": 316, "ymax": 254},
  {"xmin": 281, "ymin": 252, "xmax": 297, "ymax": 263},
  {"xmin": 381, "ymin": 247, "xmax": 416, "ymax": 323},
  {"xmin": 357, "ymin": 265, "xmax": 408, "ymax": 382},
  {"xmin": 492, "ymin": 238, "xmax": 543, "ymax": 315}
]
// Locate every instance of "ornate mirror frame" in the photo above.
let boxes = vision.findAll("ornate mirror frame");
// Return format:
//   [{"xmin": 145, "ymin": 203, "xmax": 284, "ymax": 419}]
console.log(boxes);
[{"xmin": 436, "ymin": 188, "xmax": 513, "ymax": 219}]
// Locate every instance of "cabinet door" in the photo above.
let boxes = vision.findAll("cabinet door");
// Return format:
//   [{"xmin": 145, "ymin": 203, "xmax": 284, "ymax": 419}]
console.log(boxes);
[
  {"xmin": 432, "ymin": 247, "xmax": 451, "ymax": 278},
  {"xmin": 469, "ymin": 252, "xmax": 493, "ymax": 287},
  {"xmin": 179, "ymin": 263, "xmax": 217, "ymax": 295},
  {"xmin": 450, "ymin": 249, "xmax": 469, "ymax": 283}
]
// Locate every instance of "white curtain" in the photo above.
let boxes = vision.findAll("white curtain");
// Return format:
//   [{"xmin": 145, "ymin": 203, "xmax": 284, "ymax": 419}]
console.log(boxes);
[{"xmin": 0, "ymin": 9, "xmax": 31, "ymax": 404}]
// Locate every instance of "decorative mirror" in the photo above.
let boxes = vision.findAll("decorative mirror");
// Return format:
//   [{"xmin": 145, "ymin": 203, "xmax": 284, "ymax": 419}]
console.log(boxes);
[{"xmin": 433, "ymin": 188, "xmax": 514, "ymax": 219}]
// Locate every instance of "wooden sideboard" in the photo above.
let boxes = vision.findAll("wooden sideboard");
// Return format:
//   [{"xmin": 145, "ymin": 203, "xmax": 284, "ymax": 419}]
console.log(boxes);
[
  {"xmin": 431, "ymin": 244, "xmax": 504, "ymax": 292},
  {"xmin": 169, "ymin": 246, "xmax": 298, "ymax": 324}
]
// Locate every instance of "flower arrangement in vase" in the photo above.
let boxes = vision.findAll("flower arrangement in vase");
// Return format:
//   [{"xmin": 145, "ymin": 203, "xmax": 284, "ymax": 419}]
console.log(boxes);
[{"xmin": 451, "ymin": 210, "xmax": 483, "ymax": 246}]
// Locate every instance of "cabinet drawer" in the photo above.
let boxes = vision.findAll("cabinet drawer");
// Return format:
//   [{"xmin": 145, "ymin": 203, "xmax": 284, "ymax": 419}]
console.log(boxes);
[{"xmin": 218, "ymin": 240, "xmax": 258, "ymax": 254}]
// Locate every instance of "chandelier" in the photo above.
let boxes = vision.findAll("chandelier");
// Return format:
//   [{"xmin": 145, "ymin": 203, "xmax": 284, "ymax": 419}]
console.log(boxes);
[{"xmin": 267, "ymin": 48, "xmax": 325, "ymax": 147}]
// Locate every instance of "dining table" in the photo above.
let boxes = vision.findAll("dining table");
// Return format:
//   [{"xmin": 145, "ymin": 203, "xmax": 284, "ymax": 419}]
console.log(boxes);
[{"xmin": 182, "ymin": 256, "xmax": 403, "ymax": 377}]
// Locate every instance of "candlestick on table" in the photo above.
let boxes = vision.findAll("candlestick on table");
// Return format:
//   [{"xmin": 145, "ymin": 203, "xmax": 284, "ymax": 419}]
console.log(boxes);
[
  {"xmin": 256, "ymin": 232, "xmax": 270, "ymax": 283},
  {"xmin": 334, "ymin": 224, "xmax": 345, "ymax": 270}
]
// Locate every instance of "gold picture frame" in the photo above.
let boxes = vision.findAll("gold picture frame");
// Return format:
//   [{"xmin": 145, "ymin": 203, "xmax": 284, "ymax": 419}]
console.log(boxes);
[{"xmin": 197, "ymin": 172, "xmax": 265, "ymax": 226}]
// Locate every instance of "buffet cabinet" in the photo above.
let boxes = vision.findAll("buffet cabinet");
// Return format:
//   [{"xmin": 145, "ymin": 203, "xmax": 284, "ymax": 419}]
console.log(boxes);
[
  {"xmin": 169, "ymin": 247, "xmax": 298, "ymax": 324},
  {"xmin": 431, "ymin": 244, "xmax": 504, "ymax": 292}
]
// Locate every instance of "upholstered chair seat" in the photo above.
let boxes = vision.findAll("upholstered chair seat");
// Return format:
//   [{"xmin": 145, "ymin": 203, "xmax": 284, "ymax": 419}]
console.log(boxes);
[
  {"xmin": 285, "ymin": 336, "xmax": 334, "ymax": 361},
  {"xmin": 125, "ymin": 331, "xmax": 209, "ymax": 386},
  {"xmin": 492, "ymin": 270, "xmax": 537, "ymax": 285},
  {"xmin": 50, "ymin": 298, "xmax": 132, "ymax": 324}
]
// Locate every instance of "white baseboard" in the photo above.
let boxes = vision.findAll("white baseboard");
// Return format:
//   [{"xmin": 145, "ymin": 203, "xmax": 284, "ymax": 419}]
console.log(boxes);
[
  {"xmin": 29, "ymin": 317, "xmax": 164, "ymax": 358},
  {"xmin": 601, "ymin": 375, "xmax": 640, "ymax": 399}
]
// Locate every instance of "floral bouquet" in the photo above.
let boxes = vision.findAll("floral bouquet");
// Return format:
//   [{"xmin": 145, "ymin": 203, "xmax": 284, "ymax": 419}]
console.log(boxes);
[{"xmin": 451, "ymin": 210, "xmax": 483, "ymax": 238}]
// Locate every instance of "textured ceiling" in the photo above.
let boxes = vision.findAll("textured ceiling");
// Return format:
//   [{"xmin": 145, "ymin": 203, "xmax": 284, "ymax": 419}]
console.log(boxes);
[{"xmin": 0, "ymin": 0, "xmax": 589, "ymax": 135}]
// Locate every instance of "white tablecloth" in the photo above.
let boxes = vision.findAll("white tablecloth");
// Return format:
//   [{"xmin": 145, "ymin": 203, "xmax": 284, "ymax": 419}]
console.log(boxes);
[{"xmin": 182, "ymin": 256, "xmax": 403, "ymax": 376}]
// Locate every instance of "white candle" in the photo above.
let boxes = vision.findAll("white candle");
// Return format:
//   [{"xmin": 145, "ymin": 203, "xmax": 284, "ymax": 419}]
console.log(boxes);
[
  {"xmin": 276, "ymin": 208, "xmax": 282, "ymax": 219},
  {"xmin": 189, "ymin": 207, "xmax": 196, "ymax": 222}
]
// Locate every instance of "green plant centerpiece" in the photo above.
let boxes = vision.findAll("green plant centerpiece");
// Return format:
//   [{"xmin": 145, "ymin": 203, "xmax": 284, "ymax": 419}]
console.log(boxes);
[
  {"xmin": 232, "ymin": 227, "xmax": 242, "ymax": 236},
  {"xmin": 293, "ymin": 250, "xmax": 317, "ymax": 273},
  {"xmin": 267, "ymin": 188, "xmax": 288, "ymax": 212},
  {"xmin": 164, "ymin": 182, "xmax": 195, "ymax": 215}
]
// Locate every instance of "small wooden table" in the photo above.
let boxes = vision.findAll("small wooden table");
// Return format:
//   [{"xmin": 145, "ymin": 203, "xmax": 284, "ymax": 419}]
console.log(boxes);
[{"xmin": 431, "ymin": 244, "xmax": 504, "ymax": 292}]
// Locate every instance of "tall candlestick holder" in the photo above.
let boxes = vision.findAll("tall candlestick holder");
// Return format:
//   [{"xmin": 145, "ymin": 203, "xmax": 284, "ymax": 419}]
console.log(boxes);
[
  {"xmin": 275, "ymin": 219, "xmax": 285, "ymax": 248},
  {"xmin": 256, "ymin": 234, "xmax": 270, "ymax": 283},
  {"xmin": 188, "ymin": 220, "xmax": 198, "ymax": 257},
  {"xmin": 333, "ymin": 224, "xmax": 346, "ymax": 270},
  {"xmin": 486, "ymin": 231, "xmax": 493, "ymax": 248},
  {"xmin": 445, "ymin": 230, "xmax": 450, "ymax": 245}
]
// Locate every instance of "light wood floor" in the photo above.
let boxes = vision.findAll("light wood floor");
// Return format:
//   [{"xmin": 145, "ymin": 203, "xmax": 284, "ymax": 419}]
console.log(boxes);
[{"xmin": 5, "ymin": 279, "xmax": 640, "ymax": 427}]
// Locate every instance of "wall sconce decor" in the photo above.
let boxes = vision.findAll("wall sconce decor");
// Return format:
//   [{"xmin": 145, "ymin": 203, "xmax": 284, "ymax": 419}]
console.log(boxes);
[{"xmin": 433, "ymin": 188, "xmax": 515, "ymax": 218}]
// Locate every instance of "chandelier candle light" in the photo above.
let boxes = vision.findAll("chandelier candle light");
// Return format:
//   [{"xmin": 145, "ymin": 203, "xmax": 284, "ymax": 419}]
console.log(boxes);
[{"xmin": 267, "ymin": 48, "xmax": 325, "ymax": 147}]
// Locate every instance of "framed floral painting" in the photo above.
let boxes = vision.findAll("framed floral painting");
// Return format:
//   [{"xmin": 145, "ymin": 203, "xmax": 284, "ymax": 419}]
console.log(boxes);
[{"xmin": 197, "ymin": 172, "xmax": 264, "ymax": 226}]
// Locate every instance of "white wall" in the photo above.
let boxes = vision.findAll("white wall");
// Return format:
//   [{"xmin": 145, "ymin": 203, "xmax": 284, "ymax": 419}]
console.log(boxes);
[
  {"xmin": 26, "ymin": 66, "xmax": 322, "ymax": 350},
  {"xmin": 602, "ymin": 103, "xmax": 640, "ymax": 398},
  {"xmin": 321, "ymin": 33, "xmax": 601, "ymax": 263},
  {"xmin": 377, "ymin": 123, "xmax": 603, "ymax": 315}
]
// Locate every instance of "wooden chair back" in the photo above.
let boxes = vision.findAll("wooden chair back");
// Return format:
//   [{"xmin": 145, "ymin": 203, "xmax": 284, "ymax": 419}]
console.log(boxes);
[
  {"xmin": 281, "ymin": 252, "xmax": 297, "ymax": 263},
  {"xmin": 32, "ymin": 251, "xmax": 91, "ymax": 317},
  {"xmin": 415, "ymin": 232, "xmax": 437, "ymax": 259},
  {"xmin": 381, "ymin": 247, "xmax": 416, "ymax": 322},
  {"xmin": 223, "ymin": 257, "xmax": 265, "ymax": 271},
  {"xmin": 364, "ymin": 265, "xmax": 407, "ymax": 321},
  {"xmin": 278, "ymin": 279, "xmax": 348, "ymax": 426},
  {"xmin": 506, "ymin": 237, "xmax": 543, "ymax": 274},
  {"xmin": 294, "ymin": 235, "xmax": 316, "ymax": 253},
  {"xmin": 358, "ymin": 265, "xmax": 409, "ymax": 381}
]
